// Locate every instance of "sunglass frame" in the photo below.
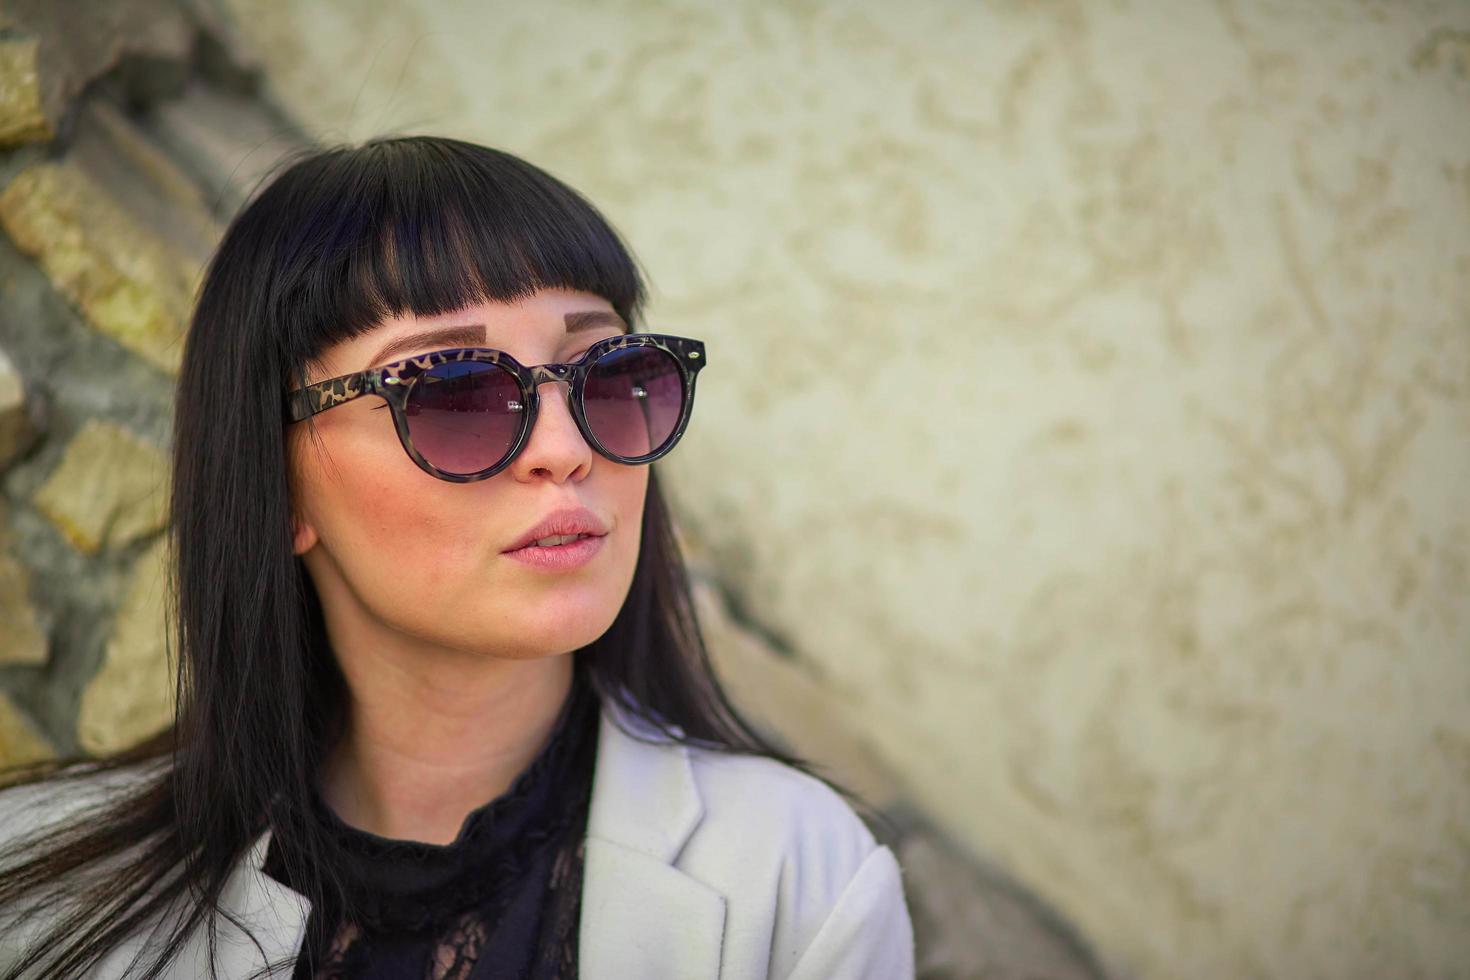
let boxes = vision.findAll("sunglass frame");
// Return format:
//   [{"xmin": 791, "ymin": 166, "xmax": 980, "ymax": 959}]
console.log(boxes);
[{"xmin": 283, "ymin": 333, "xmax": 706, "ymax": 483}]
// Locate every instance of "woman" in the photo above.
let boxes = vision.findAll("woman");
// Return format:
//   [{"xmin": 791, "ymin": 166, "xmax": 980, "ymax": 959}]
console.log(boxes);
[{"xmin": 0, "ymin": 136, "xmax": 914, "ymax": 979}]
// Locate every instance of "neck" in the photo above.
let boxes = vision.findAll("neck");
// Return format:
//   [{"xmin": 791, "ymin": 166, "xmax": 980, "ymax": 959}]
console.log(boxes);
[{"xmin": 320, "ymin": 646, "xmax": 576, "ymax": 845}]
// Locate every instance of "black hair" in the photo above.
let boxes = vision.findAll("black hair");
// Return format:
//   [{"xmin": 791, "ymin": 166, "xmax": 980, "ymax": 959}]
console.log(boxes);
[{"xmin": 0, "ymin": 136, "xmax": 874, "ymax": 979}]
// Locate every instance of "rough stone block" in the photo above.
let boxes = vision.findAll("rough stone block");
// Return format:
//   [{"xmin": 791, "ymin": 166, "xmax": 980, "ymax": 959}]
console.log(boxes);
[
  {"xmin": 0, "ymin": 691, "xmax": 53, "ymax": 768},
  {"xmin": 3, "ymin": 0, "xmax": 194, "ymax": 140},
  {"xmin": 142, "ymin": 80, "xmax": 304, "ymax": 215},
  {"xmin": 0, "ymin": 160, "xmax": 196, "ymax": 376},
  {"xmin": 0, "ymin": 547, "xmax": 47, "ymax": 667},
  {"xmin": 0, "ymin": 161, "xmax": 193, "ymax": 374},
  {"xmin": 71, "ymin": 98, "xmax": 223, "ymax": 264},
  {"xmin": 0, "ymin": 346, "xmax": 33, "ymax": 470},
  {"xmin": 32, "ymin": 418, "xmax": 169, "ymax": 555},
  {"xmin": 77, "ymin": 534, "xmax": 174, "ymax": 754},
  {"xmin": 0, "ymin": 38, "xmax": 50, "ymax": 146}
]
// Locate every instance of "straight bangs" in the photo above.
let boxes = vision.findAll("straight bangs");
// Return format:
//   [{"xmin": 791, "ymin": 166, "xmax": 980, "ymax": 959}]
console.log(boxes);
[{"xmin": 254, "ymin": 136, "xmax": 648, "ymax": 386}]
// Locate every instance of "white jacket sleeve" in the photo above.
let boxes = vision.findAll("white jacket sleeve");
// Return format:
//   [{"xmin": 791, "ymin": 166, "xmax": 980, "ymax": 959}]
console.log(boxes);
[{"xmin": 785, "ymin": 842, "xmax": 916, "ymax": 980}]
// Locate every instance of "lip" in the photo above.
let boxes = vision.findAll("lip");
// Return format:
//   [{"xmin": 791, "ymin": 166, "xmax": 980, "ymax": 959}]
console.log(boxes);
[
  {"xmin": 503, "ymin": 506, "xmax": 609, "ymax": 554},
  {"xmin": 503, "ymin": 533, "xmax": 605, "ymax": 571}
]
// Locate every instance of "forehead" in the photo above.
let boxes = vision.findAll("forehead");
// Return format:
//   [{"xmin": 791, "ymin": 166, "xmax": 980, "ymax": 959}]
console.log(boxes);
[{"xmin": 311, "ymin": 288, "xmax": 626, "ymax": 380}]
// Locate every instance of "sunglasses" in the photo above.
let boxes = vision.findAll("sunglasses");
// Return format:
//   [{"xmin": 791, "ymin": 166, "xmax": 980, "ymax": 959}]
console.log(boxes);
[{"xmin": 284, "ymin": 333, "xmax": 706, "ymax": 483}]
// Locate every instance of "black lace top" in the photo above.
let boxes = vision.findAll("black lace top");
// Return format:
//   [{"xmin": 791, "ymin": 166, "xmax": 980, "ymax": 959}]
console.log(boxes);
[{"xmin": 262, "ymin": 661, "xmax": 601, "ymax": 980}]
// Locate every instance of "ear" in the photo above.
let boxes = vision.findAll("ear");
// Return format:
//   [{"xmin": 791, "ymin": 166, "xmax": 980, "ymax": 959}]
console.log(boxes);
[{"xmin": 291, "ymin": 512, "xmax": 319, "ymax": 555}]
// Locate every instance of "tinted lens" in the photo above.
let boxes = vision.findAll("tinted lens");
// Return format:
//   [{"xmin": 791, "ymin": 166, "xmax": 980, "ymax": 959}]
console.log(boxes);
[
  {"xmin": 404, "ymin": 361, "xmax": 524, "ymax": 474},
  {"xmin": 583, "ymin": 346, "xmax": 684, "ymax": 459}
]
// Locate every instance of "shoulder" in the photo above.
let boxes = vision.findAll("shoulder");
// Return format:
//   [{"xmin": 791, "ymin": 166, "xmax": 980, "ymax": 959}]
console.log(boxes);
[
  {"xmin": 677, "ymin": 746, "xmax": 914, "ymax": 979},
  {"xmin": 589, "ymin": 697, "xmax": 915, "ymax": 976},
  {"xmin": 683, "ymin": 745, "xmax": 879, "ymax": 868},
  {"xmin": 595, "ymin": 697, "xmax": 885, "ymax": 891},
  {"xmin": 600, "ymin": 700, "xmax": 880, "ymax": 874}
]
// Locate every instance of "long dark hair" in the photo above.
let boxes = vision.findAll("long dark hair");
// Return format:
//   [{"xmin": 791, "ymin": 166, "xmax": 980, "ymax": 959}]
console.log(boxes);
[{"xmin": 0, "ymin": 136, "xmax": 875, "ymax": 980}]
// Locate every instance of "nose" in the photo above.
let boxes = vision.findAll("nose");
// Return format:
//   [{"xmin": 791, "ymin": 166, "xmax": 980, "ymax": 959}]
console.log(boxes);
[{"xmin": 508, "ymin": 378, "xmax": 593, "ymax": 483}]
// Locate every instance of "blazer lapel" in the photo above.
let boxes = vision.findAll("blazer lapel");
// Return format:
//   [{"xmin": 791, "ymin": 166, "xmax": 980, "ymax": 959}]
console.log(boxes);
[
  {"xmin": 578, "ymin": 698, "xmax": 726, "ymax": 979},
  {"xmin": 144, "ymin": 829, "xmax": 308, "ymax": 979}
]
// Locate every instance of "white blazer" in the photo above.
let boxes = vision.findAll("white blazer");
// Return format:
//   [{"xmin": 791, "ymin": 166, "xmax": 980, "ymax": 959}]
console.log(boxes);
[{"xmin": 0, "ymin": 696, "xmax": 915, "ymax": 979}]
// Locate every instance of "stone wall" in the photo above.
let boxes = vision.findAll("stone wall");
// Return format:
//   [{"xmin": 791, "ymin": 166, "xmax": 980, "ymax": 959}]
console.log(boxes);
[
  {"xmin": 0, "ymin": 3, "xmax": 1117, "ymax": 977},
  {"xmin": 212, "ymin": 1, "xmax": 1470, "ymax": 979},
  {"xmin": 0, "ymin": 0, "xmax": 256, "ymax": 762}
]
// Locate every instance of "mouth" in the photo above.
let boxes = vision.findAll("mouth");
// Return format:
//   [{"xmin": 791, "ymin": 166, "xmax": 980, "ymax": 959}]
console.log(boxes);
[
  {"xmin": 503, "ymin": 506, "xmax": 610, "ymax": 554},
  {"xmin": 502, "ymin": 532, "xmax": 605, "ymax": 570}
]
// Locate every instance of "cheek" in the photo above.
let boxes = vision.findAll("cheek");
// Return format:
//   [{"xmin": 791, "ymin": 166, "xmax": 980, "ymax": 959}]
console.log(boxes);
[
  {"xmin": 353, "ymin": 486, "xmax": 479, "ymax": 576},
  {"xmin": 610, "ymin": 467, "xmax": 650, "ymax": 570},
  {"xmin": 295, "ymin": 418, "xmax": 486, "ymax": 582}
]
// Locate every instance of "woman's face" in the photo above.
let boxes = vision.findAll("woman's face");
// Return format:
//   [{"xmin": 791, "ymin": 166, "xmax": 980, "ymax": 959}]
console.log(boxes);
[{"xmin": 287, "ymin": 286, "xmax": 648, "ymax": 662}]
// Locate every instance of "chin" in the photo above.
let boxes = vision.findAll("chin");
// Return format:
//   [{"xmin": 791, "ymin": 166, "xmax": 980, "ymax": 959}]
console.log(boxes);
[{"xmin": 506, "ymin": 597, "xmax": 624, "ymax": 657}]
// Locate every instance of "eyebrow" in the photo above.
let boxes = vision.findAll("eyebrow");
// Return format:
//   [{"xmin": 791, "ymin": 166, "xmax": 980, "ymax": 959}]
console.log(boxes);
[{"xmin": 365, "ymin": 310, "xmax": 629, "ymax": 369}]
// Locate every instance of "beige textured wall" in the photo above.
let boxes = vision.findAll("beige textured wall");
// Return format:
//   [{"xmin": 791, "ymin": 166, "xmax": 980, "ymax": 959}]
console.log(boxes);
[{"xmin": 218, "ymin": 1, "xmax": 1470, "ymax": 977}]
